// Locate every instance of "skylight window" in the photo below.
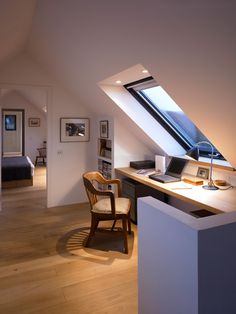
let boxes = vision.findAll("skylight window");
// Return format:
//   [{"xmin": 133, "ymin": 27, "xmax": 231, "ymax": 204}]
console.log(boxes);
[{"xmin": 125, "ymin": 77, "xmax": 224, "ymax": 160}]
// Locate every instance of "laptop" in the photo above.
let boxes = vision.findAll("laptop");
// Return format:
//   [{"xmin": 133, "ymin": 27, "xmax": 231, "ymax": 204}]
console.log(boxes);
[{"xmin": 149, "ymin": 157, "xmax": 188, "ymax": 183}]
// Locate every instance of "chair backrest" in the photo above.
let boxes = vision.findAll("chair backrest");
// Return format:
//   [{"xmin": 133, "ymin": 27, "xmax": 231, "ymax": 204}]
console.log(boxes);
[
  {"xmin": 83, "ymin": 172, "xmax": 99, "ymax": 208},
  {"xmin": 37, "ymin": 147, "xmax": 46, "ymax": 157},
  {"xmin": 83, "ymin": 171, "xmax": 115, "ymax": 213}
]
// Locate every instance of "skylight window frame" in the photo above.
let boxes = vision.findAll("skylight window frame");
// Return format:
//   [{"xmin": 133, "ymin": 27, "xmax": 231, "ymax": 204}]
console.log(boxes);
[
  {"xmin": 124, "ymin": 77, "xmax": 191, "ymax": 151},
  {"xmin": 124, "ymin": 77, "xmax": 224, "ymax": 160}
]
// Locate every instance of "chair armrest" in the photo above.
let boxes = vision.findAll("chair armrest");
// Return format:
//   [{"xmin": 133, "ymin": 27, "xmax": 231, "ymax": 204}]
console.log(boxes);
[
  {"xmin": 100, "ymin": 178, "xmax": 121, "ymax": 197},
  {"xmin": 92, "ymin": 187, "xmax": 116, "ymax": 216}
]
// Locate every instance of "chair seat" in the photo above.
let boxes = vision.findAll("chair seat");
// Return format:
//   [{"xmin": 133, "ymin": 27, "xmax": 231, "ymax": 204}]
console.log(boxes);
[{"xmin": 92, "ymin": 197, "xmax": 130, "ymax": 215}]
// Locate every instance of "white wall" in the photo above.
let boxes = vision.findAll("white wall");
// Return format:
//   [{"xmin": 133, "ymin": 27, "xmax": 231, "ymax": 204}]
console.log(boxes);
[
  {"xmin": 47, "ymin": 86, "xmax": 93, "ymax": 206},
  {"xmin": 138, "ymin": 197, "xmax": 198, "ymax": 314},
  {"xmin": 138, "ymin": 197, "xmax": 236, "ymax": 314},
  {"xmin": 114, "ymin": 117, "xmax": 157, "ymax": 167},
  {"xmin": 1, "ymin": 90, "xmax": 46, "ymax": 162}
]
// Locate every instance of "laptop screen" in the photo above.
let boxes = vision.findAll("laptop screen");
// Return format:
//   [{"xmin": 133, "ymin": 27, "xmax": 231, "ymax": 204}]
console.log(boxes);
[{"xmin": 165, "ymin": 157, "xmax": 187, "ymax": 178}]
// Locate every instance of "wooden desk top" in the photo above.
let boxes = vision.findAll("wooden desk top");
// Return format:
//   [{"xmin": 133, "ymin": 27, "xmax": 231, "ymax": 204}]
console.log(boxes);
[{"xmin": 115, "ymin": 167, "xmax": 236, "ymax": 214}]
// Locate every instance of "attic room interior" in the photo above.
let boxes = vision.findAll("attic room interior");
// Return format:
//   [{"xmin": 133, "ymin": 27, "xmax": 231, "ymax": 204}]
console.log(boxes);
[{"xmin": 0, "ymin": 0, "xmax": 236, "ymax": 313}]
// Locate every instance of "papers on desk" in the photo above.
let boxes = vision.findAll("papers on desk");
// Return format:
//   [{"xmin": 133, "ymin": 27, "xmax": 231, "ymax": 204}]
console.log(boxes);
[
  {"xmin": 171, "ymin": 186, "xmax": 193, "ymax": 190},
  {"xmin": 136, "ymin": 169, "xmax": 158, "ymax": 176}
]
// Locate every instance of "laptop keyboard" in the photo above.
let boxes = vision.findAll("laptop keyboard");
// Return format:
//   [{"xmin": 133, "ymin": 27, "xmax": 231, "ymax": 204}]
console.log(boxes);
[{"xmin": 153, "ymin": 175, "xmax": 174, "ymax": 181}]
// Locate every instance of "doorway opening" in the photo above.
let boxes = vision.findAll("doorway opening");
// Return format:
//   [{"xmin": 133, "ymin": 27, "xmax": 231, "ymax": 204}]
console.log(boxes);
[{"xmin": 0, "ymin": 84, "xmax": 49, "ymax": 209}]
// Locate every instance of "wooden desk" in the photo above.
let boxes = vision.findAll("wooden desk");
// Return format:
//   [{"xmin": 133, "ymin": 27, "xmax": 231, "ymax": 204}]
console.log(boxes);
[{"xmin": 115, "ymin": 167, "xmax": 236, "ymax": 214}]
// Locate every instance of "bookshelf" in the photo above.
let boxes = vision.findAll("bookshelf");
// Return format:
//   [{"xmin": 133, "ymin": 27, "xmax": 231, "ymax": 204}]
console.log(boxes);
[{"xmin": 97, "ymin": 119, "xmax": 113, "ymax": 189}]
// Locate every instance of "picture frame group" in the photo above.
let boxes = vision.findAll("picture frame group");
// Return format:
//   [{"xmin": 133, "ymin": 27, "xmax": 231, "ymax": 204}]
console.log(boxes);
[{"xmin": 60, "ymin": 117, "xmax": 90, "ymax": 142}]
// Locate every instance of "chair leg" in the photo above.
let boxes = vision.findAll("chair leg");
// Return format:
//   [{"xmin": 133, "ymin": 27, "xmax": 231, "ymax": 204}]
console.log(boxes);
[
  {"xmin": 127, "ymin": 212, "xmax": 131, "ymax": 235},
  {"xmin": 94, "ymin": 219, "xmax": 99, "ymax": 231},
  {"xmin": 111, "ymin": 219, "xmax": 117, "ymax": 231},
  {"xmin": 122, "ymin": 217, "xmax": 128, "ymax": 254},
  {"xmin": 85, "ymin": 214, "xmax": 98, "ymax": 247}
]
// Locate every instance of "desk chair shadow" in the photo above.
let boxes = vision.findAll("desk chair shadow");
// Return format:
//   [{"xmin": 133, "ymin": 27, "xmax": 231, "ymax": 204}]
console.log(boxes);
[
  {"xmin": 35, "ymin": 147, "xmax": 46, "ymax": 166},
  {"xmin": 83, "ymin": 171, "xmax": 131, "ymax": 254}
]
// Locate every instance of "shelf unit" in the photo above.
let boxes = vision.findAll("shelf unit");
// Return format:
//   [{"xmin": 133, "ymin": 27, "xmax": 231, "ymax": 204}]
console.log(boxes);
[
  {"xmin": 98, "ymin": 138, "xmax": 112, "ymax": 160},
  {"xmin": 98, "ymin": 155, "xmax": 112, "ymax": 180},
  {"xmin": 97, "ymin": 127, "xmax": 113, "ymax": 189}
]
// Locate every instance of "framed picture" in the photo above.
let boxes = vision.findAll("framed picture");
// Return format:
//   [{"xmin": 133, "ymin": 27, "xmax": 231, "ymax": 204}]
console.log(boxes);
[
  {"xmin": 29, "ymin": 118, "xmax": 40, "ymax": 127},
  {"xmin": 5, "ymin": 114, "xmax": 16, "ymax": 131},
  {"xmin": 60, "ymin": 118, "xmax": 90, "ymax": 142},
  {"xmin": 100, "ymin": 120, "xmax": 109, "ymax": 138},
  {"xmin": 197, "ymin": 167, "xmax": 209, "ymax": 179}
]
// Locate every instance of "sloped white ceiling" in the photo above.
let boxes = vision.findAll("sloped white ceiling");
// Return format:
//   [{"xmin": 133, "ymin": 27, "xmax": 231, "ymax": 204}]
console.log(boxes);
[
  {"xmin": 1, "ymin": 88, "xmax": 47, "ymax": 114},
  {"xmin": 0, "ymin": 0, "xmax": 36, "ymax": 64},
  {"xmin": 25, "ymin": 0, "xmax": 236, "ymax": 166},
  {"xmin": 1, "ymin": 0, "xmax": 236, "ymax": 165}
]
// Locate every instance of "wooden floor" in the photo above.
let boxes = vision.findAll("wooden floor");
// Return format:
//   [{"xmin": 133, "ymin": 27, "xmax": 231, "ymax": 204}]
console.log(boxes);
[{"xmin": 0, "ymin": 167, "xmax": 138, "ymax": 313}]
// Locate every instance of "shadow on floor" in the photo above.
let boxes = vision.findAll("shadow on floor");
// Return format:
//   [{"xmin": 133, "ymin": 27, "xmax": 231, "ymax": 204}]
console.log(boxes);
[{"xmin": 56, "ymin": 226, "xmax": 134, "ymax": 265}]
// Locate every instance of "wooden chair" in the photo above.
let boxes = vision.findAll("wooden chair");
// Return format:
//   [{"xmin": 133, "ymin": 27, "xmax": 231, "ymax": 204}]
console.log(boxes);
[
  {"xmin": 83, "ymin": 171, "xmax": 131, "ymax": 253},
  {"xmin": 35, "ymin": 147, "xmax": 47, "ymax": 166}
]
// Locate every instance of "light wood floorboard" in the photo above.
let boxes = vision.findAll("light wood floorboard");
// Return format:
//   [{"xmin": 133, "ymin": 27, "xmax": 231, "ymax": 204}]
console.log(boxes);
[{"xmin": 0, "ymin": 167, "xmax": 138, "ymax": 313}]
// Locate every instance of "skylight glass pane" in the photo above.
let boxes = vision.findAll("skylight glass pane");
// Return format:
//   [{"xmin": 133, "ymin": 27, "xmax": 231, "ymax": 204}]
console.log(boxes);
[{"xmin": 141, "ymin": 85, "xmax": 207, "ymax": 146}]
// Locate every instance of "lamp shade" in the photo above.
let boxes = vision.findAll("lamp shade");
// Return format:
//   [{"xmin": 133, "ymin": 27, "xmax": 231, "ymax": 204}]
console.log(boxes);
[{"xmin": 186, "ymin": 146, "xmax": 199, "ymax": 161}]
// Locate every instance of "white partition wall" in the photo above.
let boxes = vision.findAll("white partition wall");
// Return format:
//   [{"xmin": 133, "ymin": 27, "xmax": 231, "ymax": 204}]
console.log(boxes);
[{"xmin": 138, "ymin": 197, "xmax": 236, "ymax": 314}]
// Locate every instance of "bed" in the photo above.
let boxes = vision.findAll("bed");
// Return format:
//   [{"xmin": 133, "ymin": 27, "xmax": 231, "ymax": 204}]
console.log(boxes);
[{"xmin": 1, "ymin": 156, "xmax": 34, "ymax": 188}]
